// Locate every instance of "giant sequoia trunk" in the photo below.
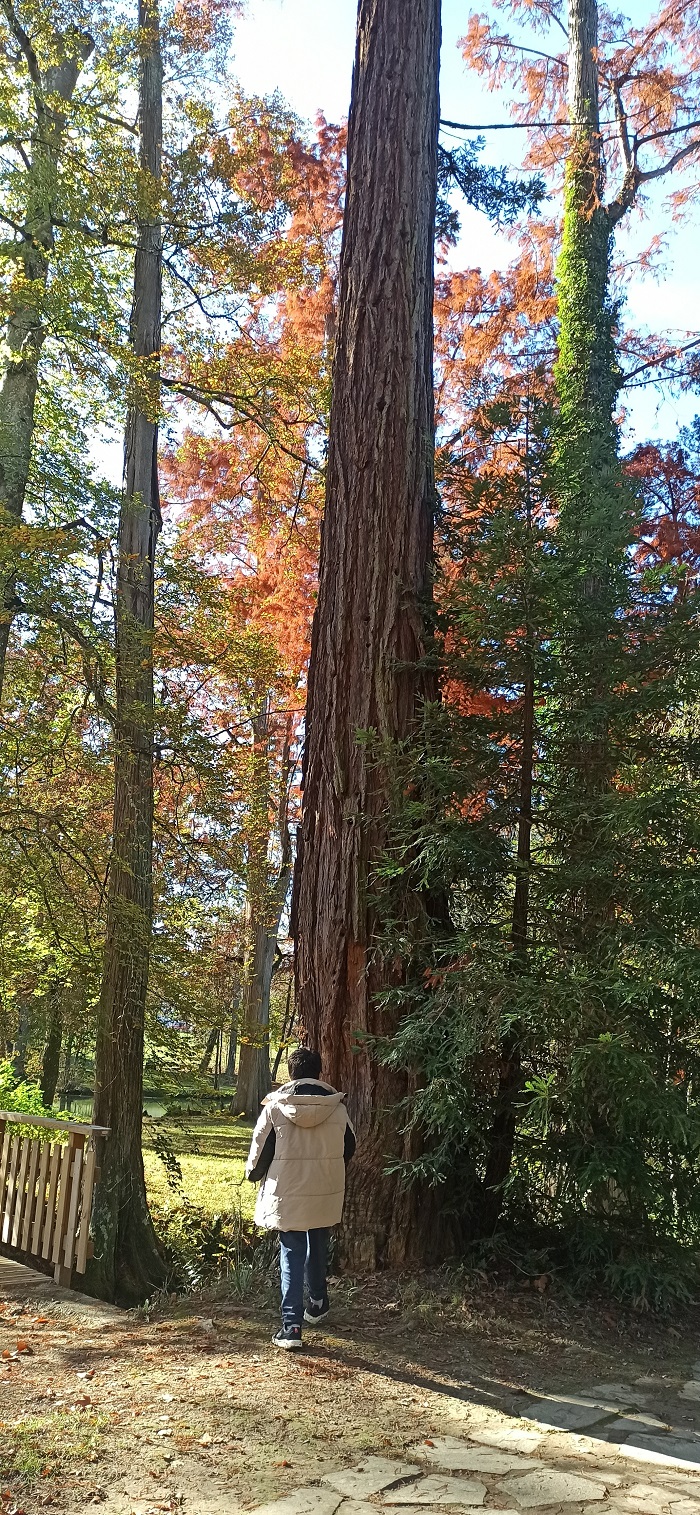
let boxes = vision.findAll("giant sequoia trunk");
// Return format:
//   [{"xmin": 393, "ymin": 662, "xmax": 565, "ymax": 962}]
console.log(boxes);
[
  {"xmin": 294, "ymin": 0, "xmax": 442, "ymax": 1268},
  {"xmin": 89, "ymin": 0, "xmax": 165, "ymax": 1304},
  {"xmin": 0, "ymin": 15, "xmax": 92, "ymax": 698}
]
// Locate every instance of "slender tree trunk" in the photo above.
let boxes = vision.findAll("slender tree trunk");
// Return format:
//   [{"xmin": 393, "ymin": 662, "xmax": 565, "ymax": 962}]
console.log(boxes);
[
  {"xmin": 481, "ymin": 668, "xmax": 533, "ymax": 1231},
  {"xmin": 234, "ymin": 912, "xmax": 276, "ymax": 1118},
  {"xmin": 0, "ymin": 17, "xmax": 92, "ymax": 697},
  {"xmin": 40, "ymin": 989, "xmax": 63, "ymax": 1108},
  {"xmin": 293, "ymin": 0, "xmax": 443, "ymax": 1268},
  {"xmin": 221, "ymin": 979, "xmax": 240, "ymax": 1085},
  {"xmin": 234, "ymin": 706, "xmax": 293, "ymax": 1119},
  {"xmin": 11, "ymin": 1005, "xmax": 29, "ymax": 1080},
  {"xmin": 59, "ymin": 1033, "xmax": 74, "ymax": 1106},
  {"xmin": 552, "ymin": 0, "xmax": 629, "ymax": 939},
  {"xmin": 198, "ymin": 1026, "xmax": 219, "ymax": 1074},
  {"xmin": 88, "ymin": 0, "xmax": 165, "ymax": 1305},
  {"xmin": 480, "ymin": 395, "xmax": 539, "ymax": 1232},
  {"xmin": 271, "ymin": 975, "xmax": 294, "ymax": 1081}
]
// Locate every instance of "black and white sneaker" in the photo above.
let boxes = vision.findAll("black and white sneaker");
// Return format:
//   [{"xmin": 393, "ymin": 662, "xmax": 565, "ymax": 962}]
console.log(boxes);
[
  {"xmin": 304, "ymin": 1296, "xmax": 330, "ymax": 1324},
  {"xmin": 272, "ymin": 1325, "xmax": 303, "ymax": 1350}
]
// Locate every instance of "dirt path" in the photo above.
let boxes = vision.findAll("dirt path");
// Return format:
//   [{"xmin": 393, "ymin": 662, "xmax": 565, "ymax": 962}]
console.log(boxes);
[{"xmin": 1, "ymin": 1266, "xmax": 699, "ymax": 1515}]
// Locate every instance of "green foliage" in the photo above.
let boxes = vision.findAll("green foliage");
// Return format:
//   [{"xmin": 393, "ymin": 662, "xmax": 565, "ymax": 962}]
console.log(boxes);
[
  {"xmin": 152, "ymin": 1126, "xmax": 185, "ymax": 1191},
  {"xmin": 436, "ymin": 139, "xmax": 546, "ymax": 242},
  {"xmin": 369, "ymin": 355, "xmax": 700, "ymax": 1303},
  {"xmin": 151, "ymin": 1195, "xmax": 275, "ymax": 1293},
  {"xmin": 0, "ymin": 1058, "xmax": 47, "ymax": 1113}
]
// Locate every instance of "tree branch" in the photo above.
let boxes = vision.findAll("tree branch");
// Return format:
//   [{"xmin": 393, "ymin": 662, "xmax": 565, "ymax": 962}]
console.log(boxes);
[
  {"xmin": 0, "ymin": 0, "xmax": 41, "ymax": 89},
  {"xmin": 622, "ymin": 334, "xmax": 700, "ymax": 383},
  {"xmin": 638, "ymin": 135, "xmax": 700, "ymax": 185},
  {"xmin": 13, "ymin": 595, "xmax": 116, "ymax": 724},
  {"xmin": 612, "ymin": 80, "xmax": 633, "ymax": 171}
]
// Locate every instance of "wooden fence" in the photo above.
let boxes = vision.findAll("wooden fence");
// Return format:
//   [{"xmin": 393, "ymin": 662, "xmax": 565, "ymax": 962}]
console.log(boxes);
[{"xmin": 0, "ymin": 1111, "xmax": 109, "ymax": 1287}]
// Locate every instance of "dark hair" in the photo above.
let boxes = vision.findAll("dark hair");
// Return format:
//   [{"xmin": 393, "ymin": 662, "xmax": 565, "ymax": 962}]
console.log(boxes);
[{"xmin": 288, "ymin": 1047, "xmax": 322, "ymax": 1081}]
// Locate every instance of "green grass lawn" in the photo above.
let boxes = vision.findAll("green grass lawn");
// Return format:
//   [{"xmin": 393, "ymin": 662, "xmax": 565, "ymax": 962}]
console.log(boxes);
[{"xmin": 142, "ymin": 1113, "xmax": 257, "ymax": 1220}]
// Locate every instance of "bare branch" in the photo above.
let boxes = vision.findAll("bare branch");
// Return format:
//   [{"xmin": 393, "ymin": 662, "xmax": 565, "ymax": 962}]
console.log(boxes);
[
  {"xmin": 637, "ymin": 117, "xmax": 700, "ymax": 151},
  {"xmin": 622, "ymin": 334, "xmax": 700, "ymax": 383},
  {"xmin": 612, "ymin": 81, "xmax": 633, "ymax": 171},
  {"xmin": 161, "ymin": 376, "xmax": 323, "ymax": 472},
  {"xmin": 91, "ymin": 108, "xmax": 138, "ymax": 137},
  {"xmin": 638, "ymin": 135, "xmax": 700, "ymax": 184}
]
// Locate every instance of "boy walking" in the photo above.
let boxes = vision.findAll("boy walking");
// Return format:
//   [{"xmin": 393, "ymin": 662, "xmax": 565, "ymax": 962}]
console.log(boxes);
[{"xmin": 245, "ymin": 1047, "xmax": 356, "ymax": 1350}]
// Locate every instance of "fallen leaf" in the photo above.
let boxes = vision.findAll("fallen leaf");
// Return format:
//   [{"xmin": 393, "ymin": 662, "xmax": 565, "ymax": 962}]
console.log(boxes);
[
  {"xmin": 199, "ymin": 1432, "xmax": 212, "ymax": 1446},
  {"xmin": 275, "ymin": 1460, "xmax": 292, "ymax": 1468},
  {"xmin": 16, "ymin": 1340, "xmax": 32, "ymax": 1353}
]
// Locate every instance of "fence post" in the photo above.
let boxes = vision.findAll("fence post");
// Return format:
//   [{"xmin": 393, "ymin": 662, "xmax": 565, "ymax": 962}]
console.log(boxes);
[{"xmin": 53, "ymin": 1131, "xmax": 84, "ymax": 1287}]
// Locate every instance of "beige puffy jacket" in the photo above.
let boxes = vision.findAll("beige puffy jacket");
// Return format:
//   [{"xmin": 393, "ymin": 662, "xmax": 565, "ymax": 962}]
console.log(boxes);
[{"xmin": 245, "ymin": 1079, "xmax": 355, "ymax": 1232}]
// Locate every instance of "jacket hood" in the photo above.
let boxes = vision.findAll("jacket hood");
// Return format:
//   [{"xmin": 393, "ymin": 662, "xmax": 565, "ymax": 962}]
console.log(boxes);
[{"xmin": 265, "ymin": 1079, "xmax": 346, "ymax": 1128}]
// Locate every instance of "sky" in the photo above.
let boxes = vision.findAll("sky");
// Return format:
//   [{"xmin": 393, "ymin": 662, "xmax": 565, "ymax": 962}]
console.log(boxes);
[{"xmin": 230, "ymin": 0, "xmax": 700, "ymax": 447}]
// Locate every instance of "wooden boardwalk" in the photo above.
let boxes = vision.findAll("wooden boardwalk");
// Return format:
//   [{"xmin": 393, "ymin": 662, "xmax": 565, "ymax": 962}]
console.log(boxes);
[{"xmin": 0, "ymin": 1255, "xmax": 121, "ymax": 1320}]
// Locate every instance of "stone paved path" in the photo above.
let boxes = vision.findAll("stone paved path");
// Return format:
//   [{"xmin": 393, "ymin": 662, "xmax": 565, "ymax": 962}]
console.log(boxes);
[
  {"xmin": 3, "ymin": 1256, "xmax": 700, "ymax": 1515},
  {"xmin": 251, "ymin": 1391, "xmax": 700, "ymax": 1515}
]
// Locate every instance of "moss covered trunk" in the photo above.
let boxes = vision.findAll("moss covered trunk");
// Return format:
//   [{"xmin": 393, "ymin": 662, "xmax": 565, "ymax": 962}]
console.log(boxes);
[{"xmin": 551, "ymin": 0, "xmax": 632, "ymax": 940}]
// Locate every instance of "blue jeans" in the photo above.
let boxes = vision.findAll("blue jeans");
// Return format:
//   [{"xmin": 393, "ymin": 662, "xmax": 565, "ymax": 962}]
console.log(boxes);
[{"xmin": 278, "ymin": 1227, "xmax": 330, "ymax": 1328}]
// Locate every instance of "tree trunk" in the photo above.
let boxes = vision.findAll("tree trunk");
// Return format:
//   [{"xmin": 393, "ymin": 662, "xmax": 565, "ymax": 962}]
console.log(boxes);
[
  {"xmin": 88, "ymin": 0, "xmax": 165, "ymax": 1305},
  {"xmin": 11, "ymin": 1005, "xmax": 29, "ymax": 1081},
  {"xmin": 293, "ymin": 0, "xmax": 443, "ymax": 1268},
  {"xmin": 198, "ymin": 1026, "xmax": 220, "ymax": 1075},
  {"xmin": 40, "ymin": 990, "xmax": 63, "ymax": 1108},
  {"xmin": 271, "ymin": 975, "xmax": 294, "ymax": 1081},
  {"xmin": 481, "ymin": 668, "xmax": 533, "ymax": 1231},
  {"xmin": 59, "ymin": 1033, "xmax": 74, "ymax": 1106},
  {"xmin": 234, "ymin": 912, "xmax": 276, "ymax": 1118},
  {"xmin": 552, "ymin": 0, "xmax": 629, "ymax": 938},
  {"xmin": 221, "ymin": 979, "xmax": 240, "ymax": 1085},
  {"xmin": 556, "ymin": 0, "xmax": 618, "ymax": 512},
  {"xmin": 234, "ymin": 706, "xmax": 293, "ymax": 1119},
  {"xmin": 0, "ymin": 18, "xmax": 93, "ymax": 697}
]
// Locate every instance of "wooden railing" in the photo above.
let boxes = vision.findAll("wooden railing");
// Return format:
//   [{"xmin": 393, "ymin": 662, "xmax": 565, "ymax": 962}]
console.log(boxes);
[{"xmin": 0, "ymin": 1111, "xmax": 109, "ymax": 1287}]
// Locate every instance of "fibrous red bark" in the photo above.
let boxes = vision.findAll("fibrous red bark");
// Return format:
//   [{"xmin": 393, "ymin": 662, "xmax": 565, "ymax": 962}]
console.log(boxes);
[{"xmin": 294, "ymin": 0, "xmax": 443, "ymax": 1268}]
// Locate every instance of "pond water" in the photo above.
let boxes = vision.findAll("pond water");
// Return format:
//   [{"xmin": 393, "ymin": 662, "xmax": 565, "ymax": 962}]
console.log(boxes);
[{"xmin": 66, "ymin": 1097, "xmax": 168, "ymax": 1121}]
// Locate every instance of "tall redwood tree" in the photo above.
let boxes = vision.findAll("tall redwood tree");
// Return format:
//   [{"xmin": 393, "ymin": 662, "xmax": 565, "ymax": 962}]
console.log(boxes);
[{"xmin": 294, "ymin": 0, "xmax": 442, "ymax": 1267}]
